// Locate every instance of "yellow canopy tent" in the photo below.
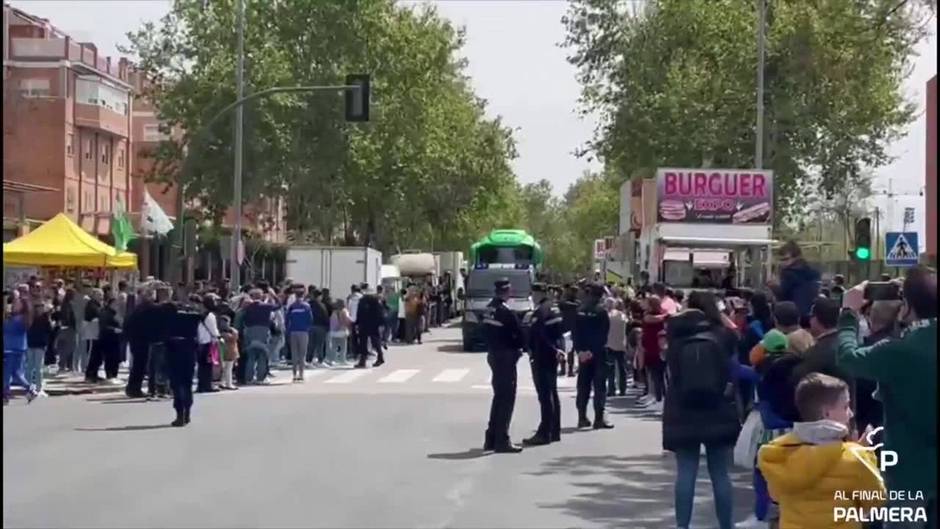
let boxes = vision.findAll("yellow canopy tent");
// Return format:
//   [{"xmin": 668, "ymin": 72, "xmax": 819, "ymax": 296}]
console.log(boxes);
[{"xmin": 3, "ymin": 213, "xmax": 137, "ymax": 269}]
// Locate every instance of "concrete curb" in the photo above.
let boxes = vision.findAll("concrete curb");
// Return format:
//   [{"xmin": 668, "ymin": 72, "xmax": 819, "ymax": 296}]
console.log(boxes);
[{"xmin": 10, "ymin": 374, "xmax": 296, "ymax": 397}]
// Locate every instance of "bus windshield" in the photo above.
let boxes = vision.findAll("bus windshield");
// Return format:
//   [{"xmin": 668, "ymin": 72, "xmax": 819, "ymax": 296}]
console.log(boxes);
[{"xmin": 467, "ymin": 270, "xmax": 532, "ymax": 298}]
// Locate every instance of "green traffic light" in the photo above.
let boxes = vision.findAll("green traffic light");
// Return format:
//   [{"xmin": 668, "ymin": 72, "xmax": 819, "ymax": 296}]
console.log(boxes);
[{"xmin": 855, "ymin": 247, "xmax": 871, "ymax": 260}]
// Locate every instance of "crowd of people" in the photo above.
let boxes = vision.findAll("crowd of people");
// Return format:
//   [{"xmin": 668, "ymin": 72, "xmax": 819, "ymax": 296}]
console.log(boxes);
[
  {"xmin": 2, "ymin": 276, "xmax": 452, "ymax": 414},
  {"xmin": 3, "ymin": 239, "xmax": 936, "ymax": 529},
  {"xmin": 482, "ymin": 241, "xmax": 935, "ymax": 529}
]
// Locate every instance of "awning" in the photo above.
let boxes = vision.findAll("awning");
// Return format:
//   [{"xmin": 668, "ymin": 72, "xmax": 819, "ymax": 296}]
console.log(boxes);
[
  {"xmin": 660, "ymin": 236, "xmax": 777, "ymax": 247},
  {"xmin": 2, "ymin": 213, "xmax": 137, "ymax": 269}
]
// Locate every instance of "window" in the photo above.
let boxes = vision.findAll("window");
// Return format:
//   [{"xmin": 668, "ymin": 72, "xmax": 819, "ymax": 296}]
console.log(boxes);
[
  {"xmin": 66, "ymin": 188, "xmax": 76, "ymax": 213},
  {"xmin": 117, "ymin": 147, "xmax": 124, "ymax": 168},
  {"xmin": 84, "ymin": 138, "xmax": 93, "ymax": 160},
  {"xmin": 83, "ymin": 190, "xmax": 93, "ymax": 213},
  {"xmin": 101, "ymin": 143, "xmax": 110, "ymax": 164},
  {"xmin": 66, "ymin": 133, "xmax": 74, "ymax": 157},
  {"xmin": 142, "ymin": 123, "xmax": 168, "ymax": 142},
  {"xmin": 19, "ymin": 78, "xmax": 50, "ymax": 98},
  {"xmin": 75, "ymin": 77, "xmax": 128, "ymax": 115}
]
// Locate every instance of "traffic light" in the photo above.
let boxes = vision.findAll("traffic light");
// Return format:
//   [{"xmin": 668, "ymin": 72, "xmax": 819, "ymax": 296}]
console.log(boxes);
[
  {"xmin": 344, "ymin": 74, "xmax": 370, "ymax": 122},
  {"xmin": 854, "ymin": 217, "xmax": 872, "ymax": 261}
]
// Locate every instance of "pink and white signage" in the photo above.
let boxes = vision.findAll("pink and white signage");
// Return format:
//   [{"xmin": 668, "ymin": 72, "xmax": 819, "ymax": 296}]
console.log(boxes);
[{"xmin": 656, "ymin": 168, "xmax": 773, "ymax": 224}]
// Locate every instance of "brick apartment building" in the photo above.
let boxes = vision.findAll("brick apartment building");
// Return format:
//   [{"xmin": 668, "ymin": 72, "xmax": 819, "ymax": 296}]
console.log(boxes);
[
  {"xmin": 3, "ymin": 4, "xmax": 132, "ymax": 241},
  {"xmin": 926, "ymin": 74, "xmax": 936, "ymax": 262},
  {"xmin": 3, "ymin": 3, "xmax": 286, "ymax": 280}
]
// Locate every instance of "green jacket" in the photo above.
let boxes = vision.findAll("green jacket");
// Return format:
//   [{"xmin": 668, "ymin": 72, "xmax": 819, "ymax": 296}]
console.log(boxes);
[{"xmin": 837, "ymin": 311, "xmax": 937, "ymax": 495}]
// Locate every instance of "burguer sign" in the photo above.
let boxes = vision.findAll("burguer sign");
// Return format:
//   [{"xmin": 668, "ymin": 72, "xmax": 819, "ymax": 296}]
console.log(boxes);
[{"xmin": 656, "ymin": 168, "xmax": 774, "ymax": 225}]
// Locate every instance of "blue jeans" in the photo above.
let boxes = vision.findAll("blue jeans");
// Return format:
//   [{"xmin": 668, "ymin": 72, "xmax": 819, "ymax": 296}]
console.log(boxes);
[
  {"xmin": 384, "ymin": 314, "xmax": 398, "ymax": 343},
  {"xmin": 243, "ymin": 326, "xmax": 270, "ymax": 383},
  {"xmin": 328, "ymin": 334, "xmax": 347, "ymax": 364},
  {"xmin": 26, "ymin": 347, "xmax": 45, "ymax": 392},
  {"xmin": 674, "ymin": 443, "xmax": 734, "ymax": 529},
  {"xmin": 3, "ymin": 350, "xmax": 34, "ymax": 400}
]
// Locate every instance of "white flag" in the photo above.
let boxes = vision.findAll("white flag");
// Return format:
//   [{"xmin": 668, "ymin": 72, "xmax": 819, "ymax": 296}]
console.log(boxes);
[{"xmin": 140, "ymin": 189, "xmax": 174, "ymax": 236}]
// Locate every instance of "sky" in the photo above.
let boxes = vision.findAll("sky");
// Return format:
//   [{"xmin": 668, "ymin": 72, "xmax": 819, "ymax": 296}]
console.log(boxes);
[{"xmin": 9, "ymin": 0, "xmax": 935, "ymax": 245}]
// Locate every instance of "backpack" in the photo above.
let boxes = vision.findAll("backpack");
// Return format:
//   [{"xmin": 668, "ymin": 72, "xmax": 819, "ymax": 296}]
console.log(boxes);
[
  {"xmin": 759, "ymin": 353, "xmax": 804, "ymax": 423},
  {"xmin": 672, "ymin": 331, "xmax": 729, "ymax": 408}
]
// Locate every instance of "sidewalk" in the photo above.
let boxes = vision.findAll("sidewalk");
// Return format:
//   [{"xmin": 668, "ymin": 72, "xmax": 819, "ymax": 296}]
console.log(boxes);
[{"xmin": 9, "ymin": 364, "xmax": 299, "ymax": 397}]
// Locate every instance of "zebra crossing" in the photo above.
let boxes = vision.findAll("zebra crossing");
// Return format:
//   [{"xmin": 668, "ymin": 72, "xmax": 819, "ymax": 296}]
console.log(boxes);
[{"xmin": 251, "ymin": 363, "xmax": 580, "ymax": 395}]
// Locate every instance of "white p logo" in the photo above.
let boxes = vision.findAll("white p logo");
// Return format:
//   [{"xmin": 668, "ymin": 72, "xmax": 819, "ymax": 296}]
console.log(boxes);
[{"xmin": 880, "ymin": 451, "xmax": 898, "ymax": 472}]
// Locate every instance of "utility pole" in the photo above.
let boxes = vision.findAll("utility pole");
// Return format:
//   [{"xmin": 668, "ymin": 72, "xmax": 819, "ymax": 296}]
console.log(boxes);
[
  {"xmin": 230, "ymin": 0, "xmax": 245, "ymax": 291},
  {"xmin": 755, "ymin": 0, "xmax": 766, "ymax": 171},
  {"xmin": 756, "ymin": 0, "xmax": 770, "ymax": 282}
]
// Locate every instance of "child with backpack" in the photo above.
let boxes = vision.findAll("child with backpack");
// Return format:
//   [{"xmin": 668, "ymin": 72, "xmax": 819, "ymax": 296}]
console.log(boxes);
[{"xmin": 758, "ymin": 372, "xmax": 884, "ymax": 529}]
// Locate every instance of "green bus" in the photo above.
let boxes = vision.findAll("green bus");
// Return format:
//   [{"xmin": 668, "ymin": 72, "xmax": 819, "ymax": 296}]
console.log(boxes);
[{"xmin": 469, "ymin": 229, "xmax": 543, "ymax": 269}]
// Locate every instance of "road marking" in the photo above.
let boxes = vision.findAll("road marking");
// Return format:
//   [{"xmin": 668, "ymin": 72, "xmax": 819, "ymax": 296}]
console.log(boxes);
[
  {"xmin": 324, "ymin": 370, "xmax": 370, "ymax": 384},
  {"xmin": 471, "ymin": 384, "xmax": 491, "ymax": 390},
  {"xmin": 433, "ymin": 368, "xmax": 470, "ymax": 383},
  {"xmin": 378, "ymin": 369, "xmax": 419, "ymax": 383}
]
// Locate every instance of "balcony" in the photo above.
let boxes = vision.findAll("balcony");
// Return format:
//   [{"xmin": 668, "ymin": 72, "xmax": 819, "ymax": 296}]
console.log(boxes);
[
  {"xmin": 10, "ymin": 37, "xmax": 66, "ymax": 59},
  {"xmin": 9, "ymin": 37, "xmax": 127, "ymax": 83},
  {"xmin": 75, "ymin": 103, "xmax": 128, "ymax": 137}
]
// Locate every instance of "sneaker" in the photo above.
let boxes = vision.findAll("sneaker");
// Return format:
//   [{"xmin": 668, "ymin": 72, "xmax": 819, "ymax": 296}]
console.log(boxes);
[
  {"xmin": 735, "ymin": 515, "xmax": 770, "ymax": 529},
  {"xmin": 36, "ymin": 390, "xmax": 49, "ymax": 398}
]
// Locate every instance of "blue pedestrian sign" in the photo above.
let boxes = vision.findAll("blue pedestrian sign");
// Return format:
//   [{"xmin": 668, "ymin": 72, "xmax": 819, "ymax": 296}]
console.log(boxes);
[{"xmin": 885, "ymin": 232, "xmax": 919, "ymax": 267}]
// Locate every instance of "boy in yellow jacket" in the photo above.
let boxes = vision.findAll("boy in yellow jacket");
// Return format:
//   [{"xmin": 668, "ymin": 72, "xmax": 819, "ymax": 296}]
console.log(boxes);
[{"xmin": 758, "ymin": 372, "xmax": 885, "ymax": 529}]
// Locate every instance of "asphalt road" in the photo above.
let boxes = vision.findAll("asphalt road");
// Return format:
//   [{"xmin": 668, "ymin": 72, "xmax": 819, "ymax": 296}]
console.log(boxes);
[{"xmin": 3, "ymin": 325, "xmax": 752, "ymax": 529}]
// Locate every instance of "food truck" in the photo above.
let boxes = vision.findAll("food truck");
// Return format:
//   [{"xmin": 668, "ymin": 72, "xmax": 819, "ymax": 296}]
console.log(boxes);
[{"xmin": 635, "ymin": 168, "xmax": 776, "ymax": 288}]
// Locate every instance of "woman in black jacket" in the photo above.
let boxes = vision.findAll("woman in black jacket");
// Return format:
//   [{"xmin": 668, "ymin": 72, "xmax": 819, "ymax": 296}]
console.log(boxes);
[{"xmin": 663, "ymin": 291, "xmax": 740, "ymax": 529}]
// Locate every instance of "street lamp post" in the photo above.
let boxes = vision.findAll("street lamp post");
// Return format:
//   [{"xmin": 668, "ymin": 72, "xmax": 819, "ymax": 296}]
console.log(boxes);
[
  {"xmin": 231, "ymin": 0, "xmax": 245, "ymax": 292},
  {"xmin": 172, "ymin": 84, "xmax": 365, "ymax": 289}
]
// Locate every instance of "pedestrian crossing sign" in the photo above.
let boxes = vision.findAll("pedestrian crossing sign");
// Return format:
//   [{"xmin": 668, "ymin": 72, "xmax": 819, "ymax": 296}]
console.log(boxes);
[{"xmin": 885, "ymin": 232, "xmax": 919, "ymax": 267}]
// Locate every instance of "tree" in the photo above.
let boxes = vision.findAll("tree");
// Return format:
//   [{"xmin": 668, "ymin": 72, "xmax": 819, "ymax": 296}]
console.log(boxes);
[
  {"xmin": 123, "ymin": 0, "xmax": 520, "ymax": 256},
  {"xmin": 564, "ymin": 0, "xmax": 931, "ymax": 225}
]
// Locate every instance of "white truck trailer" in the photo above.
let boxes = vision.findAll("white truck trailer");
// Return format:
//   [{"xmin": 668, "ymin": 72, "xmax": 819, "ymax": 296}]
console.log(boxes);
[{"xmin": 285, "ymin": 246, "xmax": 382, "ymax": 295}]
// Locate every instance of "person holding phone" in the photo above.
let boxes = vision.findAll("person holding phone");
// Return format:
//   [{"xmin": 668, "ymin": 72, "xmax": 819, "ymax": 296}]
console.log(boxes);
[{"xmin": 836, "ymin": 265, "xmax": 937, "ymax": 528}]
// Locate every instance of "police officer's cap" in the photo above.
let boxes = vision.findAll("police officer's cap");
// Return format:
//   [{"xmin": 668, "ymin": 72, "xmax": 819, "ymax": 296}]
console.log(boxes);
[
  {"xmin": 532, "ymin": 282, "xmax": 547, "ymax": 293},
  {"xmin": 587, "ymin": 282, "xmax": 606, "ymax": 297},
  {"xmin": 494, "ymin": 278, "xmax": 512, "ymax": 292}
]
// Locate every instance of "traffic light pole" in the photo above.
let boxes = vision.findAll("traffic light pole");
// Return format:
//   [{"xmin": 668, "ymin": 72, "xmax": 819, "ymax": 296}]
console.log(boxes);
[{"xmin": 173, "ymin": 83, "xmax": 359, "ymax": 289}]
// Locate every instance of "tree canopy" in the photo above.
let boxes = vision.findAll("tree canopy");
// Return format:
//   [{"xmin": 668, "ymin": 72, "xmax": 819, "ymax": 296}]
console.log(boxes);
[
  {"xmin": 564, "ymin": 0, "xmax": 931, "ymax": 226},
  {"xmin": 124, "ymin": 0, "xmax": 520, "ymax": 254}
]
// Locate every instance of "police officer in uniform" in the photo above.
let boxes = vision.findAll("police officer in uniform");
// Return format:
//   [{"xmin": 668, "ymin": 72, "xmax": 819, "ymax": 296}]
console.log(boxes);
[
  {"xmin": 162, "ymin": 296, "xmax": 203, "ymax": 427},
  {"xmin": 522, "ymin": 283, "xmax": 565, "ymax": 446},
  {"xmin": 574, "ymin": 282, "xmax": 614, "ymax": 429},
  {"xmin": 482, "ymin": 278, "xmax": 525, "ymax": 453}
]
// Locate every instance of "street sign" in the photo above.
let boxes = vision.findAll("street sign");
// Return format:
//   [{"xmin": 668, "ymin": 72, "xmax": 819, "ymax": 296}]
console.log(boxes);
[{"xmin": 885, "ymin": 232, "xmax": 919, "ymax": 267}]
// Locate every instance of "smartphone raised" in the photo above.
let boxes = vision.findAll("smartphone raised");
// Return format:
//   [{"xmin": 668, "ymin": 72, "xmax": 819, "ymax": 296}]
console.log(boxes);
[{"xmin": 863, "ymin": 281, "xmax": 901, "ymax": 302}]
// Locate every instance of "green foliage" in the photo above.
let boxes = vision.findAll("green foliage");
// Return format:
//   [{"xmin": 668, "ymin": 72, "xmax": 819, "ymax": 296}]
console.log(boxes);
[
  {"xmin": 564, "ymin": 0, "xmax": 930, "ymax": 225},
  {"xmin": 123, "ymin": 0, "xmax": 519, "ymax": 254},
  {"xmin": 515, "ymin": 171, "xmax": 620, "ymax": 281}
]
